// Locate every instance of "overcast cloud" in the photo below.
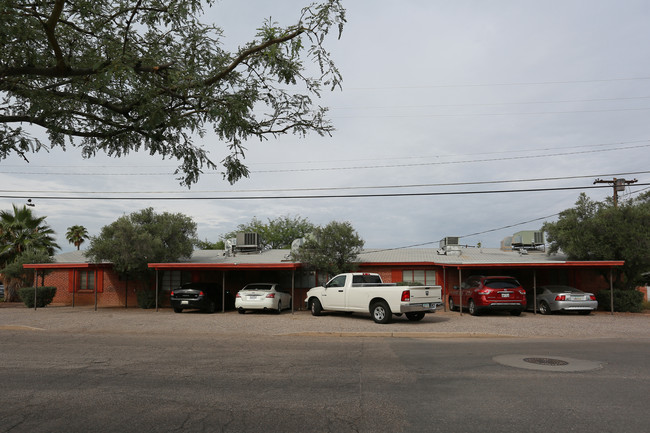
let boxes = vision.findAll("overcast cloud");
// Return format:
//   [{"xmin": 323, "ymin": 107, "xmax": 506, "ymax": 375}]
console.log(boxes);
[{"xmin": 1, "ymin": 0, "xmax": 649, "ymax": 253}]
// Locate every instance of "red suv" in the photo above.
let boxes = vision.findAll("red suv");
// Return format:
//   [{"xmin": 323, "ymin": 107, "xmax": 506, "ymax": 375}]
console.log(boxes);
[{"xmin": 449, "ymin": 276, "xmax": 526, "ymax": 316}]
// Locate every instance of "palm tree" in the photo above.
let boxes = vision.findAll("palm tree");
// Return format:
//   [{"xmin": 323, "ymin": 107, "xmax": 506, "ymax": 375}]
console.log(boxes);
[
  {"xmin": 66, "ymin": 225, "xmax": 90, "ymax": 250},
  {"xmin": 0, "ymin": 204, "xmax": 60, "ymax": 301}
]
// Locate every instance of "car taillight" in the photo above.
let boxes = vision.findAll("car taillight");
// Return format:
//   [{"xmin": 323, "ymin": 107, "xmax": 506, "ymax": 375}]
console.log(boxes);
[
  {"xmin": 235, "ymin": 292, "xmax": 241, "ymax": 298},
  {"xmin": 555, "ymin": 295, "xmax": 566, "ymax": 301},
  {"xmin": 170, "ymin": 291, "xmax": 174, "ymax": 296},
  {"xmin": 477, "ymin": 289, "xmax": 490, "ymax": 295},
  {"xmin": 199, "ymin": 291, "xmax": 205, "ymax": 296},
  {"xmin": 589, "ymin": 295, "xmax": 596, "ymax": 301},
  {"xmin": 518, "ymin": 290, "xmax": 526, "ymax": 295},
  {"xmin": 401, "ymin": 290, "xmax": 410, "ymax": 302},
  {"xmin": 266, "ymin": 293, "xmax": 275, "ymax": 298}
]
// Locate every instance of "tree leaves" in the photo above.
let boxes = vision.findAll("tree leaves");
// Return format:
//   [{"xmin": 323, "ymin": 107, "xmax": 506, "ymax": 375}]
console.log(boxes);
[
  {"xmin": 0, "ymin": 0, "xmax": 346, "ymax": 186},
  {"xmin": 543, "ymin": 192, "xmax": 650, "ymax": 289}
]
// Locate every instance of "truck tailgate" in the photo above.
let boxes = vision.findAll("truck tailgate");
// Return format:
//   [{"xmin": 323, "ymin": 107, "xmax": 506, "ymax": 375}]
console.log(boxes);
[{"xmin": 410, "ymin": 286, "xmax": 442, "ymax": 303}]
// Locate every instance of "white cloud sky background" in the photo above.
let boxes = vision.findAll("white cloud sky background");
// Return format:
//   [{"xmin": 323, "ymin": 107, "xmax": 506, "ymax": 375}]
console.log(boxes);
[{"xmin": 1, "ymin": 0, "xmax": 649, "ymax": 253}]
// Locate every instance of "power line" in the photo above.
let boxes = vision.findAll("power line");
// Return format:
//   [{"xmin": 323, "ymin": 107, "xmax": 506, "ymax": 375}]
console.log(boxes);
[
  {"xmin": 359, "ymin": 187, "xmax": 650, "ymax": 254},
  {"xmin": 2, "ymin": 170, "xmax": 649, "ymax": 195},
  {"xmin": 331, "ymin": 106, "xmax": 650, "ymax": 119},
  {"xmin": 331, "ymin": 95, "xmax": 650, "ymax": 111},
  {"xmin": 2, "ymin": 143, "xmax": 648, "ymax": 176},
  {"xmin": 345, "ymin": 76, "xmax": 650, "ymax": 90},
  {"xmin": 2, "ymin": 183, "xmax": 649, "ymax": 201}
]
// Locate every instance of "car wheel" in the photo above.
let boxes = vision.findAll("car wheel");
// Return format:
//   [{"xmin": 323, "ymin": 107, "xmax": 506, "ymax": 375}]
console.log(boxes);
[
  {"xmin": 406, "ymin": 312, "xmax": 425, "ymax": 321},
  {"xmin": 539, "ymin": 301, "xmax": 552, "ymax": 315},
  {"xmin": 468, "ymin": 299, "xmax": 479, "ymax": 316},
  {"xmin": 237, "ymin": 308, "xmax": 246, "ymax": 314},
  {"xmin": 310, "ymin": 298, "xmax": 322, "ymax": 316},
  {"xmin": 448, "ymin": 297, "xmax": 457, "ymax": 311},
  {"xmin": 510, "ymin": 309, "xmax": 522, "ymax": 316},
  {"xmin": 173, "ymin": 307, "xmax": 183, "ymax": 313},
  {"xmin": 276, "ymin": 301, "xmax": 282, "ymax": 314},
  {"xmin": 371, "ymin": 301, "xmax": 392, "ymax": 324}
]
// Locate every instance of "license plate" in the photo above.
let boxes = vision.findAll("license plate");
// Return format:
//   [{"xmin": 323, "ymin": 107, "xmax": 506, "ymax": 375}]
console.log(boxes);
[
  {"xmin": 501, "ymin": 293, "xmax": 510, "ymax": 298},
  {"xmin": 181, "ymin": 300, "xmax": 189, "ymax": 305},
  {"xmin": 247, "ymin": 296, "xmax": 258, "ymax": 300},
  {"xmin": 422, "ymin": 303, "xmax": 430, "ymax": 308}
]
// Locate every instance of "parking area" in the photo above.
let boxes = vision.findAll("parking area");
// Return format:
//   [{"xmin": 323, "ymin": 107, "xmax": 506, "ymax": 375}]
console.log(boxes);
[{"xmin": 1, "ymin": 304, "xmax": 649, "ymax": 339}]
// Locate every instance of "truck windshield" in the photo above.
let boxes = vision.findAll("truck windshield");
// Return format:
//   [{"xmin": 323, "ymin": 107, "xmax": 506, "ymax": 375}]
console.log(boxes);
[{"xmin": 352, "ymin": 274, "xmax": 382, "ymax": 284}]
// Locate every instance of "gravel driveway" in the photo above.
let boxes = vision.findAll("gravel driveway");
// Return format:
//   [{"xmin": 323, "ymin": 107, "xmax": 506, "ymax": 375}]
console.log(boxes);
[{"xmin": 1, "ymin": 304, "xmax": 649, "ymax": 339}]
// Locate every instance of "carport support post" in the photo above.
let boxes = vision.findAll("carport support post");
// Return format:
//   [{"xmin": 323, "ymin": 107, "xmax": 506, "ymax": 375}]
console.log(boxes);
[
  {"xmin": 458, "ymin": 268, "xmax": 462, "ymax": 316},
  {"xmin": 443, "ymin": 267, "xmax": 447, "ymax": 312},
  {"xmin": 222, "ymin": 272, "xmax": 226, "ymax": 313},
  {"xmin": 155, "ymin": 270, "xmax": 159, "ymax": 312},
  {"xmin": 533, "ymin": 270, "xmax": 537, "ymax": 315},
  {"xmin": 34, "ymin": 270, "xmax": 38, "ymax": 311},
  {"xmin": 291, "ymin": 269, "xmax": 295, "ymax": 314},
  {"xmin": 610, "ymin": 267, "xmax": 614, "ymax": 315}
]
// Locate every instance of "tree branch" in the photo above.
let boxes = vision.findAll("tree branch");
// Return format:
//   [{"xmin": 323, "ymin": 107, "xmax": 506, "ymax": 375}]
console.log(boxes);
[{"xmin": 204, "ymin": 27, "xmax": 306, "ymax": 86}]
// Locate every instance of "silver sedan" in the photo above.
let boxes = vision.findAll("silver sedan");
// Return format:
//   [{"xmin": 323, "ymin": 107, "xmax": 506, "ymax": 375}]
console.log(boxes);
[
  {"xmin": 235, "ymin": 283, "xmax": 292, "ymax": 314},
  {"xmin": 533, "ymin": 285, "xmax": 598, "ymax": 315}
]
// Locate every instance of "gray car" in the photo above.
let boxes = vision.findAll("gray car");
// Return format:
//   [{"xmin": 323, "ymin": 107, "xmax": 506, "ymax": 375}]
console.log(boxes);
[{"xmin": 529, "ymin": 285, "xmax": 598, "ymax": 315}]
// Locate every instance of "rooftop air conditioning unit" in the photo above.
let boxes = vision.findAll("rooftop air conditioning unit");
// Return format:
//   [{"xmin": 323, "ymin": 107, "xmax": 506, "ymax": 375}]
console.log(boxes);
[
  {"xmin": 235, "ymin": 232, "xmax": 261, "ymax": 252},
  {"xmin": 439, "ymin": 236, "xmax": 459, "ymax": 249}
]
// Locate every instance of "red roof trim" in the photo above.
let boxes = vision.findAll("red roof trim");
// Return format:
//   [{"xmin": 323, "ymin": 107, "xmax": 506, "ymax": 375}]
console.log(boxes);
[
  {"xmin": 440, "ymin": 261, "xmax": 624, "ymax": 269},
  {"xmin": 23, "ymin": 263, "xmax": 111, "ymax": 269},
  {"xmin": 147, "ymin": 263, "xmax": 301, "ymax": 270},
  {"xmin": 360, "ymin": 261, "xmax": 624, "ymax": 268}
]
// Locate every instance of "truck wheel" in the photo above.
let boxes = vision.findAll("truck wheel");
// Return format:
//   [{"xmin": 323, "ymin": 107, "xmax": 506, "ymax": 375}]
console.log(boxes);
[
  {"xmin": 310, "ymin": 299, "xmax": 323, "ymax": 316},
  {"xmin": 406, "ymin": 312, "xmax": 425, "ymax": 321},
  {"xmin": 448, "ymin": 297, "xmax": 457, "ymax": 311},
  {"xmin": 173, "ymin": 307, "xmax": 183, "ymax": 313},
  {"xmin": 371, "ymin": 301, "xmax": 392, "ymax": 324}
]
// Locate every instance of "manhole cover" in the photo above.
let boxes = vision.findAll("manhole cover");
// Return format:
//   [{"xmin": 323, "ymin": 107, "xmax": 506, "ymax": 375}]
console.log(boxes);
[
  {"xmin": 523, "ymin": 357, "xmax": 569, "ymax": 366},
  {"xmin": 494, "ymin": 354, "xmax": 603, "ymax": 372}
]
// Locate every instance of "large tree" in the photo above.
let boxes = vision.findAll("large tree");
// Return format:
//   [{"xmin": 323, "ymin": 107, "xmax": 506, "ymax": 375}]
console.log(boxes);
[
  {"xmin": 543, "ymin": 192, "xmax": 650, "ymax": 289},
  {"xmin": 0, "ymin": 204, "xmax": 60, "ymax": 301},
  {"xmin": 290, "ymin": 220, "xmax": 364, "ymax": 277},
  {"xmin": 222, "ymin": 215, "xmax": 315, "ymax": 249},
  {"xmin": 0, "ymin": 0, "xmax": 345, "ymax": 185},
  {"xmin": 85, "ymin": 208, "xmax": 198, "ymax": 283}
]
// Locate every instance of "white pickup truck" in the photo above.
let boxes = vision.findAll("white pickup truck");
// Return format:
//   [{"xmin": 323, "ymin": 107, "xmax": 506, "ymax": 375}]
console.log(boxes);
[{"xmin": 305, "ymin": 272, "xmax": 443, "ymax": 324}]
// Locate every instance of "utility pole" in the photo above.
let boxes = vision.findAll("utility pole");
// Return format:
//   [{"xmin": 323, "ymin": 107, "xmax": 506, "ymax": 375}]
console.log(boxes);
[{"xmin": 593, "ymin": 178, "xmax": 638, "ymax": 207}]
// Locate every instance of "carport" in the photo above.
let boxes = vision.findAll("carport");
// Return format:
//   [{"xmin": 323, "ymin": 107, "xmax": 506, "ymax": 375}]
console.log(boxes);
[
  {"xmin": 148, "ymin": 261, "xmax": 302, "ymax": 313},
  {"xmin": 440, "ymin": 259, "xmax": 625, "ymax": 315}
]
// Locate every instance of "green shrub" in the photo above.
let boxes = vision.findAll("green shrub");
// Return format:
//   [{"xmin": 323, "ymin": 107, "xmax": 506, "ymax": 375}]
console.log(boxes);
[
  {"xmin": 596, "ymin": 290, "xmax": 644, "ymax": 313},
  {"xmin": 136, "ymin": 290, "xmax": 159, "ymax": 309},
  {"xmin": 19, "ymin": 286, "xmax": 57, "ymax": 308}
]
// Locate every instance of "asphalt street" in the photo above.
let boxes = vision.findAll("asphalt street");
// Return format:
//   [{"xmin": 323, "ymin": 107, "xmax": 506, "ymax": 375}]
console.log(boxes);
[{"xmin": 1, "ymin": 308, "xmax": 649, "ymax": 433}]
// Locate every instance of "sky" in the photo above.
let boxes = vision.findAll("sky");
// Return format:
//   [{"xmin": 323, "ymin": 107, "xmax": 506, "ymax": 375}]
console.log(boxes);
[{"xmin": 2, "ymin": 0, "xmax": 650, "ymax": 253}]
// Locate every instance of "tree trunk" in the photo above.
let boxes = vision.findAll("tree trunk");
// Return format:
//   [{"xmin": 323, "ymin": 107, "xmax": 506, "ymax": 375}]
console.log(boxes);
[{"xmin": 5, "ymin": 277, "xmax": 25, "ymax": 303}]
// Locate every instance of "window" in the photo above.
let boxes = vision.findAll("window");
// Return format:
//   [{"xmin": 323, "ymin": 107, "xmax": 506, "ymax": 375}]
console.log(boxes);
[
  {"xmin": 161, "ymin": 271, "xmax": 190, "ymax": 292},
  {"xmin": 327, "ymin": 275, "xmax": 346, "ymax": 287},
  {"xmin": 78, "ymin": 270, "xmax": 95, "ymax": 291},
  {"xmin": 402, "ymin": 270, "xmax": 436, "ymax": 285}
]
